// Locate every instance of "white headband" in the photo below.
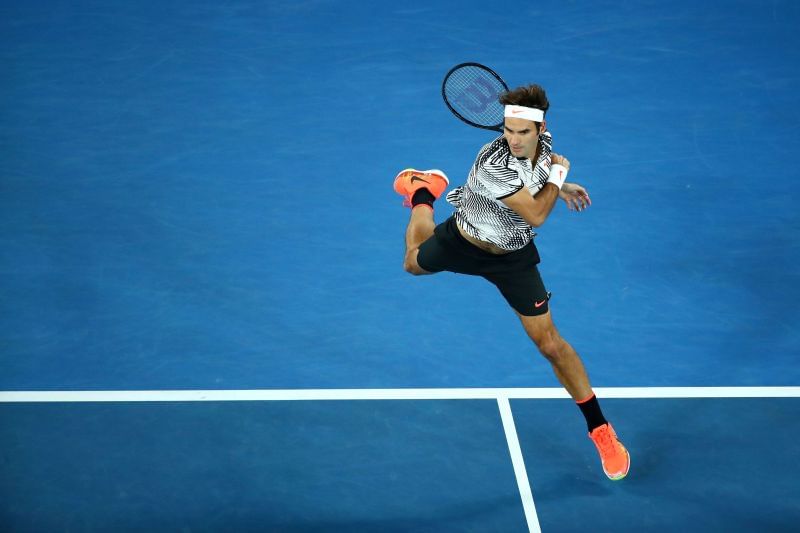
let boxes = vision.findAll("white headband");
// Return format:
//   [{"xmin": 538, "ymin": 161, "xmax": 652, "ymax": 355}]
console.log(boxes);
[{"xmin": 504, "ymin": 105, "xmax": 544, "ymax": 122}]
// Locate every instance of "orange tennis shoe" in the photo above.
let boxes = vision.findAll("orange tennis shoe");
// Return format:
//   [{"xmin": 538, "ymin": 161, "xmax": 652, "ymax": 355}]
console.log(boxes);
[
  {"xmin": 393, "ymin": 168, "xmax": 449, "ymax": 207},
  {"xmin": 589, "ymin": 423, "xmax": 630, "ymax": 481}
]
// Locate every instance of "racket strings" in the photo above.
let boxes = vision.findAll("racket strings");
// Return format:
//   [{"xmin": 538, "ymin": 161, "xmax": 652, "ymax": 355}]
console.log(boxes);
[{"xmin": 443, "ymin": 66, "xmax": 506, "ymax": 127}]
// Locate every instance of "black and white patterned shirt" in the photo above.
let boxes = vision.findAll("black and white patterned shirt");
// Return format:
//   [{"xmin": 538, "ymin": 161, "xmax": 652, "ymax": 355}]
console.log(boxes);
[{"xmin": 446, "ymin": 132, "xmax": 553, "ymax": 251}]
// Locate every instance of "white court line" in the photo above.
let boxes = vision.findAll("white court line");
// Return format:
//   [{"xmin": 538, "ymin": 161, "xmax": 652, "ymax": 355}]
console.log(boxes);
[
  {"xmin": 498, "ymin": 397, "xmax": 541, "ymax": 533},
  {"xmin": 0, "ymin": 386, "xmax": 798, "ymax": 402},
  {"xmin": 2, "ymin": 387, "xmax": 796, "ymax": 532}
]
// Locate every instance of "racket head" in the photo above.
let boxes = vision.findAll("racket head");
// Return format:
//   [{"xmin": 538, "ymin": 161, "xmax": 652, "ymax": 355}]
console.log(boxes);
[{"xmin": 442, "ymin": 62, "xmax": 509, "ymax": 132}]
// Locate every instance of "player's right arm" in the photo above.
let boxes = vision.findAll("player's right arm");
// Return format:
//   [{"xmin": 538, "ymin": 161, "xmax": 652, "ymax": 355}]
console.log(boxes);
[
  {"xmin": 501, "ymin": 153, "xmax": 570, "ymax": 227},
  {"xmin": 501, "ymin": 183, "xmax": 561, "ymax": 227}
]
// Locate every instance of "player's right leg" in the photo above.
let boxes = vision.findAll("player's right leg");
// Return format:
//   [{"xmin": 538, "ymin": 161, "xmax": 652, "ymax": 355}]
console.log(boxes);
[
  {"xmin": 393, "ymin": 169, "xmax": 448, "ymax": 275},
  {"xmin": 489, "ymin": 265, "xmax": 630, "ymax": 481},
  {"xmin": 517, "ymin": 309, "xmax": 630, "ymax": 481}
]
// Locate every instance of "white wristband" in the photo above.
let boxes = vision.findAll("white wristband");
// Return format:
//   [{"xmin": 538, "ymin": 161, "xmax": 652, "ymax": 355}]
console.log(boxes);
[{"xmin": 547, "ymin": 164, "xmax": 568, "ymax": 190}]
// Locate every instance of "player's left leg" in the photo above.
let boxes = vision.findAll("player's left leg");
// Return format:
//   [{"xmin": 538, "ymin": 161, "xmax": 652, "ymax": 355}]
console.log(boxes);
[
  {"xmin": 517, "ymin": 310, "xmax": 630, "ymax": 481},
  {"xmin": 403, "ymin": 207, "xmax": 435, "ymax": 275},
  {"xmin": 393, "ymin": 169, "xmax": 449, "ymax": 275}
]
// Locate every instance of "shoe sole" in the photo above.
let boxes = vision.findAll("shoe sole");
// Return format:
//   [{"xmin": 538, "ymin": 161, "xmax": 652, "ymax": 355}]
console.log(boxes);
[{"xmin": 393, "ymin": 168, "xmax": 449, "ymax": 197}]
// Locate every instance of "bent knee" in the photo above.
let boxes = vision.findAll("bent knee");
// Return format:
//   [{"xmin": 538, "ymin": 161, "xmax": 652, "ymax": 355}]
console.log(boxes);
[
  {"xmin": 403, "ymin": 260, "xmax": 427, "ymax": 276},
  {"xmin": 403, "ymin": 250, "xmax": 428, "ymax": 276},
  {"xmin": 404, "ymin": 262, "xmax": 422, "ymax": 275}
]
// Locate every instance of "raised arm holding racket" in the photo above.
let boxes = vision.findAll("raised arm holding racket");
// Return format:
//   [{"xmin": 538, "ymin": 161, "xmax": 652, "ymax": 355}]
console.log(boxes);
[{"xmin": 393, "ymin": 63, "xmax": 630, "ymax": 481}]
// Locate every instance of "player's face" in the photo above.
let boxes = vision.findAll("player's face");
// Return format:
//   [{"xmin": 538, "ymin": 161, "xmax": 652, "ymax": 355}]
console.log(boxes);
[{"xmin": 503, "ymin": 117, "xmax": 543, "ymax": 159}]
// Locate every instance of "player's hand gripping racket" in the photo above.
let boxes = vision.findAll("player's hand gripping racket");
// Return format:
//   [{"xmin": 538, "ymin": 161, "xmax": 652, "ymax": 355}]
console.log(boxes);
[{"xmin": 442, "ymin": 63, "xmax": 509, "ymax": 132}]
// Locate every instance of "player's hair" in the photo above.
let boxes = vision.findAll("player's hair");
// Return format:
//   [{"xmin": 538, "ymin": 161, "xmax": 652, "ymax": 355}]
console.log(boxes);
[{"xmin": 499, "ymin": 85, "xmax": 549, "ymax": 126}]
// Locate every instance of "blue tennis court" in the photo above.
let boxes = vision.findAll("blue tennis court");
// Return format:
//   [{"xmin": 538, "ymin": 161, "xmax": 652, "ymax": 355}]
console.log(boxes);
[{"xmin": 2, "ymin": 0, "xmax": 800, "ymax": 531}]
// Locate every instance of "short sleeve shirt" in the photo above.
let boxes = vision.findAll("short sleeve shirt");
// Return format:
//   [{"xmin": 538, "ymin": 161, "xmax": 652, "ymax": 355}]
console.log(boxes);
[{"xmin": 446, "ymin": 132, "xmax": 553, "ymax": 251}]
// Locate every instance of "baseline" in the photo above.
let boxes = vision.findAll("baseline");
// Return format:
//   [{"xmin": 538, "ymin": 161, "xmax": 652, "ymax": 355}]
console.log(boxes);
[{"xmin": 1, "ymin": 386, "xmax": 798, "ymax": 402}]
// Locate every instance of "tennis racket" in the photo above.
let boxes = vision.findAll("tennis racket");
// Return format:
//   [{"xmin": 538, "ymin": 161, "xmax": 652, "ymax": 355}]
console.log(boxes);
[{"xmin": 442, "ymin": 62, "xmax": 509, "ymax": 132}]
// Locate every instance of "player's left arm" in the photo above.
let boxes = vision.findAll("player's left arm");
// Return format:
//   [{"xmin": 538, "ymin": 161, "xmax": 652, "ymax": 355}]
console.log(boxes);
[{"xmin": 559, "ymin": 182, "xmax": 591, "ymax": 212}]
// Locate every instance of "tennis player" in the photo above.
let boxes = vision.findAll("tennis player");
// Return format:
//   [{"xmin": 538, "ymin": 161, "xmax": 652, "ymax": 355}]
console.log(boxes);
[{"xmin": 393, "ymin": 84, "xmax": 630, "ymax": 480}]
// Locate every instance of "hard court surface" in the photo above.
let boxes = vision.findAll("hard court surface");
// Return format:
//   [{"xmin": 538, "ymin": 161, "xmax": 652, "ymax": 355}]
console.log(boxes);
[{"xmin": 1, "ymin": 1, "xmax": 799, "ymax": 531}]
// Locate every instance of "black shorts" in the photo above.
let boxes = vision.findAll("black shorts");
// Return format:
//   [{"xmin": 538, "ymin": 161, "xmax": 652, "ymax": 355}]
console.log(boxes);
[{"xmin": 416, "ymin": 216, "xmax": 550, "ymax": 316}]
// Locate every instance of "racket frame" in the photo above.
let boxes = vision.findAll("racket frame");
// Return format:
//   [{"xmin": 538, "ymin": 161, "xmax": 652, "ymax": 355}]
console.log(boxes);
[{"xmin": 441, "ymin": 62, "xmax": 509, "ymax": 132}]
